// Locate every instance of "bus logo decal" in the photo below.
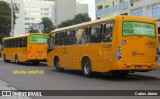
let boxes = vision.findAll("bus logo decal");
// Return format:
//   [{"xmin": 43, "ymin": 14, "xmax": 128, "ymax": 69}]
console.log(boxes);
[{"xmin": 122, "ymin": 40, "xmax": 126, "ymax": 45}]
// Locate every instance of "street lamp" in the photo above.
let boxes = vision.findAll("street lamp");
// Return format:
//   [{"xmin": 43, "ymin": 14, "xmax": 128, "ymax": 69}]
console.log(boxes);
[{"xmin": 10, "ymin": 0, "xmax": 14, "ymax": 36}]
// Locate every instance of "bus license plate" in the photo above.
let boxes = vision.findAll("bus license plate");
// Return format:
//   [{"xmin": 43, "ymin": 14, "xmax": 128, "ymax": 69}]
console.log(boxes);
[{"xmin": 135, "ymin": 66, "xmax": 142, "ymax": 69}]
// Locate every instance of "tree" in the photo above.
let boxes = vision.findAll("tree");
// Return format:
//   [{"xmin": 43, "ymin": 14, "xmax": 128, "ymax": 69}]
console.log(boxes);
[
  {"xmin": 58, "ymin": 13, "xmax": 91, "ymax": 28},
  {"xmin": 28, "ymin": 26, "xmax": 39, "ymax": 33},
  {"xmin": 40, "ymin": 17, "xmax": 55, "ymax": 34},
  {"xmin": 58, "ymin": 19, "xmax": 74, "ymax": 28},
  {"xmin": 73, "ymin": 13, "xmax": 91, "ymax": 24},
  {"xmin": 0, "ymin": 1, "xmax": 16, "ymax": 42}
]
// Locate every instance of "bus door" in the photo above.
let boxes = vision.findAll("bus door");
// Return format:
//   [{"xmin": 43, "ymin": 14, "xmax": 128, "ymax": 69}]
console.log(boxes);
[
  {"xmin": 102, "ymin": 22, "xmax": 114, "ymax": 71},
  {"xmin": 54, "ymin": 32, "xmax": 66, "ymax": 67},
  {"xmin": 63, "ymin": 30, "xmax": 76, "ymax": 68}
]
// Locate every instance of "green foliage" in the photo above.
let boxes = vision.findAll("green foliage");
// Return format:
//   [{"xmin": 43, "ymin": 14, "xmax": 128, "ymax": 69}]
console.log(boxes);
[
  {"xmin": 73, "ymin": 13, "xmax": 91, "ymax": 24},
  {"xmin": 58, "ymin": 13, "xmax": 91, "ymax": 28},
  {"xmin": 40, "ymin": 17, "xmax": 55, "ymax": 34},
  {"xmin": 28, "ymin": 26, "xmax": 39, "ymax": 33},
  {"xmin": 0, "ymin": 1, "xmax": 16, "ymax": 42}
]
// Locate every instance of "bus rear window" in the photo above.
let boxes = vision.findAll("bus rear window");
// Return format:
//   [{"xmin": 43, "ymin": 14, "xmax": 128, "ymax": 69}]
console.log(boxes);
[
  {"xmin": 123, "ymin": 21, "xmax": 156, "ymax": 38},
  {"xmin": 30, "ymin": 35, "xmax": 48, "ymax": 44}
]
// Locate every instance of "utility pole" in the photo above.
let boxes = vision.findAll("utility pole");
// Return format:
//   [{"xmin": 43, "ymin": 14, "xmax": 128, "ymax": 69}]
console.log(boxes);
[{"xmin": 10, "ymin": 0, "xmax": 14, "ymax": 36}]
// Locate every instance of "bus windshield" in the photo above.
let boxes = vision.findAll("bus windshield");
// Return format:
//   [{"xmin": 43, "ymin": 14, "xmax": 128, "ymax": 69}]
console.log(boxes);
[
  {"xmin": 123, "ymin": 21, "xmax": 156, "ymax": 38},
  {"xmin": 30, "ymin": 35, "xmax": 48, "ymax": 44}
]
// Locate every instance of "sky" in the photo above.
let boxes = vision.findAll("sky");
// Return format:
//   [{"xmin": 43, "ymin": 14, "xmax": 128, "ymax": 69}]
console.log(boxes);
[{"xmin": 82, "ymin": 0, "xmax": 96, "ymax": 20}]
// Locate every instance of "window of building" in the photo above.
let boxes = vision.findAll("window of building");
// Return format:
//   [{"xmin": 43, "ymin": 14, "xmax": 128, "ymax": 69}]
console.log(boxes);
[
  {"xmin": 120, "ymin": 0, "xmax": 128, "ymax": 3},
  {"xmin": 31, "ymin": 18, "xmax": 36, "ymax": 20},
  {"xmin": 44, "ymin": 8, "xmax": 49, "ymax": 11},
  {"xmin": 130, "ymin": 8, "xmax": 143, "ymax": 16},
  {"xmin": 152, "ymin": 4, "xmax": 160, "ymax": 17},
  {"xmin": 105, "ymin": 0, "xmax": 109, "ymax": 8},
  {"xmin": 25, "ymin": 17, "xmax": 30, "ymax": 20},
  {"xmin": 97, "ymin": 2, "xmax": 103, "ymax": 10},
  {"xmin": 113, "ymin": 0, "xmax": 118, "ymax": 6},
  {"xmin": 31, "ymin": 23, "xmax": 36, "ymax": 25},
  {"xmin": 25, "ymin": 23, "xmax": 30, "ymax": 25}
]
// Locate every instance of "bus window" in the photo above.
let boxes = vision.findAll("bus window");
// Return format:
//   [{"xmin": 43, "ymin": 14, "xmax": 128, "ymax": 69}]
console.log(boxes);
[
  {"xmin": 88, "ymin": 24, "xmax": 103, "ymax": 43},
  {"xmin": 64, "ymin": 30, "xmax": 76, "ymax": 45},
  {"xmin": 22, "ymin": 37, "xmax": 27, "ymax": 47},
  {"xmin": 0, "ymin": 43, "xmax": 1, "ymax": 48},
  {"xmin": 76, "ymin": 28, "xmax": 88, "ymax": 45},
  {"xmin": 48, "ymin": 36, "xmax": 54, "ymax": 49},
  {"xmin": 55, "ymin": 32, "xmax": 64, "ymax": 46},
  {"xmin": 103, "ymin": 22, "xmax": 114, "ymax": 42}
]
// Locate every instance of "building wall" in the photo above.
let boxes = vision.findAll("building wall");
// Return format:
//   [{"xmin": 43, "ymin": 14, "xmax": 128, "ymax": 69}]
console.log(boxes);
[
  {"xmin": 1, "ymin": 0, "xmax": 55, "ymax": 35},
  {"xmin": 95, "ymin": 0, "xmax": 160, "ymax": 27},
  {"xmin": 95, "ymin": 0, "xmax": 130, "ymax": 19},
  {"xmin": 96, "ymin": 0, "xmax": 160, "ymax": 24},
  {"xmin": 55, "ymin": 0, "xmax": 76, "ymax": 25},
  {"xmin": 24, "ymin": 0, "xmax": 55, "ymax": 33},
  {"xmin": 130, "ymin": 0, "xmax": 160, "ymax": 25},
  {"xmin": 76, "ymin": 3, "xmax": 88, "ymax": 14},
  {"xmin": 2, "ymin": 0, "xmax": 88, "ymax": 35}
]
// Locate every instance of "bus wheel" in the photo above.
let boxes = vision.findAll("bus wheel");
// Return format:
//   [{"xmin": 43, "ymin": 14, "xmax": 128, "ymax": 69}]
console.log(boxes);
[
  {"xmin": 112, "ymin": 71, "xmax": 129, "ymax": 77},
  {"xmin": 15, "ymin": 55, "xmax": 18, "ymax": 64},
  {"xmin": 32, "ymin": 61, "xmax": 40, "ymax": 66},
  {"xmin": 4, "ymin": 54, "xmax": 9, "ymax": 62},
  {"xmin": 54, "ymin": 58, "xmax": 64, "ymax": 72},
  {"xmin": 82, "ymin": 58, "xmax": 92, "ymax": 78},
  {"xmin": 4, "ymin": 54, "xmax": 7, "ymax": 62}
]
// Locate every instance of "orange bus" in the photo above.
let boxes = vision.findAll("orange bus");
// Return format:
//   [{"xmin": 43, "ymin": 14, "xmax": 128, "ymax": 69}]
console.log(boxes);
[
  {"xmin": 2, "ymin": 33, "xmax": 48, "ymax": 65},
  {"xmin": 0, "ymin": 44, "xmax": 2, "ymax": 58},
  {"xmin": 47, "ymin": 15, "xmax": 158, "ymax": 77}
]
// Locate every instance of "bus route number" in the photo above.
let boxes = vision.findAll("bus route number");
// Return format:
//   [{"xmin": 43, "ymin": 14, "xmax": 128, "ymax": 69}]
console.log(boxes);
[{"xmin": 105, "ymin": 44, "xmax": 112, "ymax": 48}]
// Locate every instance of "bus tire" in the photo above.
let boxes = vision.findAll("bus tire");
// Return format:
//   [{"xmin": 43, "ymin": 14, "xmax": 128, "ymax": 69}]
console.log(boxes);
[
  {"xmin": 32, "ymin": 61, "xmax": 40, "ymax": 66},
  {"xmin": 54, "ymin": 58, "xmax": 64, "ymax": 72},
  {"xmin": 15, "ymin": 55, "xmax": 18, "ymax": 64},
  {"xmin": 112, "ymin": 71, "xmax": 129, "ymax": 77},
  {"xmin": 82, "ymin": 58, "xmax": 92, "ymax": 78},
  {"xmin": 4, "ymin": 54, "xmax": 9, "ymax": 62}
]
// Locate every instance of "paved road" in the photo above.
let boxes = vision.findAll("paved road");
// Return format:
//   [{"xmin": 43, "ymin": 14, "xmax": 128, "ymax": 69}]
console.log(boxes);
[{"xmin": 0, "ymin": 60, "xmax": 160, "ymax": 99}]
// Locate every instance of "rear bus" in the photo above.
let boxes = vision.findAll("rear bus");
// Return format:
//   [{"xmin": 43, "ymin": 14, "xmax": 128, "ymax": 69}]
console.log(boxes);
[{"xmin": 113, "ymin": 16, "xmax": 158, "ymax": 74}]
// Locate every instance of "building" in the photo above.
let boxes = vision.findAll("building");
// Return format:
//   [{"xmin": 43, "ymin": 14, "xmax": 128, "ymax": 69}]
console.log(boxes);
[
  {"xmin": 1, "ymin": 0, "xmax": 88, "ymax": 36},
  {"xmin": 95, "ymin": 0, "xmax": 130, "ymax": 19},
  {"xmin": 24, "ymin": 0, "xmax": 55, "ymax": 33},
  {"xmin": 1, "ymin": 0, "xmax": 55, "ymax": 35},
  {"xmin": 130, "ymin": 0, "xmax": 160, "ymax": 27},
  {"xmin": 55, "ymin": 0, "xmax": 88, "ymax": 25},
  {"xmin": 95, "ymin": 0, "xmax": 160, "ymax": 27}
]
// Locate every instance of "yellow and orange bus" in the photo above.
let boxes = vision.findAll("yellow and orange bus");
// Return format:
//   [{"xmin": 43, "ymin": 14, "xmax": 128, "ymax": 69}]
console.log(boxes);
[
  {"xmin": 2, "ymin": 33, "xmax": 48, "ymax": 65},
  {"xmin": 47, "ymin": 15, "xmax": 158, "ymax": 77},
  {"xmin": 0, "ymin": 44, "xmax": 2, "ymax": 58}
]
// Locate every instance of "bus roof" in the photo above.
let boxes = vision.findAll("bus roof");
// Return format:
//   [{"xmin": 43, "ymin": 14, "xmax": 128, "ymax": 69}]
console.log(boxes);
[
  {"xmin": 51, "ymin": 15, "xmax": 156, "ymax": 34},
  {"xmin": 3, "ymin": 33, "xmax": 48, "ymax": 40}
]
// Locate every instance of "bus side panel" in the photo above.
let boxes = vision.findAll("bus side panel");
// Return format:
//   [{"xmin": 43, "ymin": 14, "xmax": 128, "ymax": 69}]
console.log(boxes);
[{"xmin": 16, "ymin": 48, "xmax": 28, "ymax": 62}]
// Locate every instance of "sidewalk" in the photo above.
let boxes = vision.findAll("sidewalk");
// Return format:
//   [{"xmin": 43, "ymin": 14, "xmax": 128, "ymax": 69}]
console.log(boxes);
[{"xmin": 0, "ymin": 80, "xmax": 31, "ymax": 99}]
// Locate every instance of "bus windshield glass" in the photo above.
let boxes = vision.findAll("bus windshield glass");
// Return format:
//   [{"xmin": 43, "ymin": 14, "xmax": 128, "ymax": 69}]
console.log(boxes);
[
  {"xmin": 123, "ymin": 21, "xmax": 156, "ymax": 38},
  {"xmin": 30, "ymin": 35, "xmax": 48, "ymax": 44}
]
